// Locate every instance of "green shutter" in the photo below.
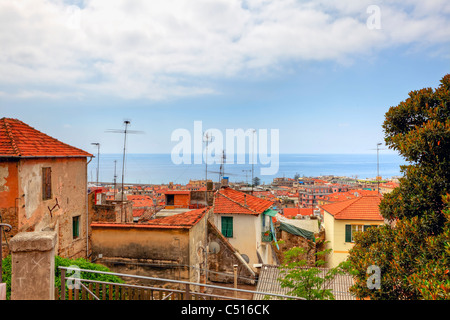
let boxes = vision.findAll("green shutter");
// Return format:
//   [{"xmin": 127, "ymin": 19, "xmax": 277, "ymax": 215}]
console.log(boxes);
[
  {"xmin": 73, "ymin": 216, "xmax": 79, "ymax": 239},
  {"xmin": 345, "ymin": 224, "xmax": 352, "ymax": 242},
  {"xmin": 221, "ymin": 217, "xmax": 233, "ymax": 238}
]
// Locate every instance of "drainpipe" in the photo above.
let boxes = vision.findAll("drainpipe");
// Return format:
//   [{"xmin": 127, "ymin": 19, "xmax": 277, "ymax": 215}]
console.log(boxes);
[{"xmin": 86, "ymin": 156, "xmax": 93, "ymax": 258}]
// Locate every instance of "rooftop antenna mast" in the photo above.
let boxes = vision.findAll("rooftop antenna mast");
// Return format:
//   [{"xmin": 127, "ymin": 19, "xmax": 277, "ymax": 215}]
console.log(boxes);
[
  {"xmin": 91, "ymin": 142, "xmax": 100, "ymax": 186},
  {"xmin": 219, "ymin": 149, "xmax": 226, "ymax": 183},
  {"xmin": 106, "ymin": 120, "xmax": 144, "ymax": 221},
  {"xmin": 113, "ymin": 160, "xmax": 117, "ymax": 199},
  {"xmin": 376, "ymin": 142, "xmax": 382, "ymax": 194},
  {"xmin": 251, "ymin": 129, "xmax": 256, "ymax": 194},
  {"xmin": 370, "ymin": 143, "xmax": 386, "ymax": 194},
  {"xmin": 204, "ymin": 132, "xmax": 212, "ymax": 202}
]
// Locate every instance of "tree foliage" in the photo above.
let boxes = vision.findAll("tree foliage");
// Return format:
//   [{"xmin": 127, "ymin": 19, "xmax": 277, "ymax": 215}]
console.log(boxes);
[
  {"xmin": 348, "ymin": 74, "xmax": 450, "ymax": 300},
  {"xmin": 278, "ymin": 246, "xmax": 349, "ymax": 300},
  {"xmin": 1, "ymin": 255, "xmax": 124, "ymax": 300}
]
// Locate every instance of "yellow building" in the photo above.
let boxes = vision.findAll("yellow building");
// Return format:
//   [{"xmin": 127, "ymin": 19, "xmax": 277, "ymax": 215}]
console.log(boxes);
[{"xmin": 321, "ymin": 195, "xmax": 385, "ymax": 268}]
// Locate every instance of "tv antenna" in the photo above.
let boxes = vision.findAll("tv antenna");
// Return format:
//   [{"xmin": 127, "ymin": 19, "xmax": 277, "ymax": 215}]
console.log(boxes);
[
  {"xmin": 370, "ymin": 143, "xmax": 386, "ymax": 194},
  {"xmin": 204, "ymin": 132, "xmax": 212, "ymax": 202},
  {"xmin": 91, "ymin": 142, "xmax": 100, "ymax": 186},
  {"xmin": 106, "ymin": 120, "xmax": 144, "ymax": 221},
  {"xmin": 113, "ymin": 160, "xmax": 117, "ymax": 199}
]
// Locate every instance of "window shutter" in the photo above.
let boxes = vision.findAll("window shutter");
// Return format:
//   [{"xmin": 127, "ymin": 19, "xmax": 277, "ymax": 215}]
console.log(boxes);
[
  {"xmin": 42, "ymin": 167, "xmax": 52, "ymax": 200},
  {"xmin": 221, "ymin": 217, "xmax": 233, "ymax": 238},
  {"xmin": 345, "ymin": 224, "xmax": 352, "ymax": 242},
  {"xmin": 73, "ymin": 216, "xmax": 80, "ymax": 239}
]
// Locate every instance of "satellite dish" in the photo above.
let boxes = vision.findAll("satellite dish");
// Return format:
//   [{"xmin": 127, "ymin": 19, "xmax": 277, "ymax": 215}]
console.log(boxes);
[
  {"xmin": 241, "ymin": 254, "xmax": 250, "ymax": 263},
  {"xmin": 209, "ymin": 241, "xmax": 220, "ymax": 254}
]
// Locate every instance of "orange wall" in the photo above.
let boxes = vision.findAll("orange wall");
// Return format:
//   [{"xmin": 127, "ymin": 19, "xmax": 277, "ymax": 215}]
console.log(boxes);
[
  {"xmin": 174, "ymin": 194, "xmax": 190, "ymax": 207},
  {"xmin": 0, "ymin": 160, "xmax": 19, "ymax": 209}
]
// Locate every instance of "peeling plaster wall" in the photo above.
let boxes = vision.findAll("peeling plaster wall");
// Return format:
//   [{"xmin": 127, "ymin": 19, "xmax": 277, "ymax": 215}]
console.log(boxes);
[
  {"xmin": 0, "ymin": 160, "xmax": 19, "ymax": 258},
  {"xmin": 16, "ymin": 157, "xmax": 88, "ymax": 259}
]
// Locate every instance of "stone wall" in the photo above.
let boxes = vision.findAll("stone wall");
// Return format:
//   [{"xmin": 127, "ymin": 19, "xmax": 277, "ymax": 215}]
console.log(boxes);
[{"xmin": 9, "ymin": 231, "xmax": 56, "ymax": 300}]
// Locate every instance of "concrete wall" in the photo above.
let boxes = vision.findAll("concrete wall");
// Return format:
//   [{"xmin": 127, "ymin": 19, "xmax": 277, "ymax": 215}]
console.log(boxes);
[
  {"xmin": 10, "ymin": 231, "xmax": 56, "ymax": 300},
  {"xmin": 0, "ymin": 157, "xmax": 89, "ymax": 259},
  {"xmin": 90, "ymin": 224, "xmax": 204, "ymax": 282},
  {"xmin": 188, "ymin": 212, "xmax": 208, "ymax": 284}
]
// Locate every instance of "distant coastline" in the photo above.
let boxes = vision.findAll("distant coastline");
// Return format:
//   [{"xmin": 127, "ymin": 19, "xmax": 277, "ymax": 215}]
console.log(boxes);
[{"xmin": 88, "ymin": 153, "xmax": 407, "ymax": 185}]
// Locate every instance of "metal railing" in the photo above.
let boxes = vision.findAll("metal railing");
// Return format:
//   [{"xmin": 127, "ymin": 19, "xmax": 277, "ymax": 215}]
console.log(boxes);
[{"xmin": 58, "ymin": 266, "xmax": 305, "ymax": 301}]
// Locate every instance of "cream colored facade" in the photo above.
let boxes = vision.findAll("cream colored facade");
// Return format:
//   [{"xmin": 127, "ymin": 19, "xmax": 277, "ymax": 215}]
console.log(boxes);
[
  {"xmin": 323, "ymin": 210, "xmax": 384, "ymax": 268},
  {"xmin": 212, "ymin": 213, "xmax": 275, "ymax": 271}
]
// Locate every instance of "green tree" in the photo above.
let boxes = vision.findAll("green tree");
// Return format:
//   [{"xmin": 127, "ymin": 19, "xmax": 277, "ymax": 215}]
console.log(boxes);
[
  {"xmin": 278, "ymin": 246, "xmax": 349, "ymax": 300},
  {"xmin": 347, "ymin": 74, "xmax": 450, "ymax": 300},
  {"xmin": 1, "ymin": 255, "xmax": 124, "ymax": 300},
  {"xmin": 252, "ymin": 176, "xmax": 261, "ymax": 187}
]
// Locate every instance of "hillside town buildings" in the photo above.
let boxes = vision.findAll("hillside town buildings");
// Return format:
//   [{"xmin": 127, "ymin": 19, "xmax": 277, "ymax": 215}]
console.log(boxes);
[{"xmin": 1, "ymin": 117, "xmax": 398, "ymax": 299}]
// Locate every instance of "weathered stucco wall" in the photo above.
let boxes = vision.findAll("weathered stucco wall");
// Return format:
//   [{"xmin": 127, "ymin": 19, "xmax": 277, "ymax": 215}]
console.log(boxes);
[
  {"xmin": 188, "ymin": 213, "xmax": 208, "ymax": 283},
  {"xmin": 0, "ymin": 157, "xmax": 89, "ymax": 259},
  {"xmin": 0, "ymin": 160, "xmax": 19, "ymax": 258},
  {"xmin": 91, "ymin": 225, "xmax": 197, "ymax": 281}
]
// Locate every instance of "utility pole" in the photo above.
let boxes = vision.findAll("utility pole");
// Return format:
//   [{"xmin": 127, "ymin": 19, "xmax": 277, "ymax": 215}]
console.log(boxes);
[
  {"xmin": 113, "ymin": 160, "xmax": 117, "ymax": 199},
  {"xmin": 106, "ymin": 120, "xmax": 144, "ymax": 222},
  {"xmin": 242, "ymin": 170, "xmax": 251, "ymax": 186},
  {"xmin": 204, "ymin": 132, "xmax": 212, "ymax": 206},
  {"xmin": 91, "ymin": 142, "xmax": 100, "ymax": 186},
  {"xmin": 251, "ymin": 129, "xmax": 256, "ymax": 194},
  {"xmin": 377, "ymin": 142, "xmax": 382, "ymax": 194}
]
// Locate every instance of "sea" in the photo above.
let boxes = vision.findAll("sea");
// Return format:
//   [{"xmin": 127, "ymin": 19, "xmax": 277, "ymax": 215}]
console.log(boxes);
[{"xmin": 88, "ymin": 153, "xmax": 408, "ymax": 186}]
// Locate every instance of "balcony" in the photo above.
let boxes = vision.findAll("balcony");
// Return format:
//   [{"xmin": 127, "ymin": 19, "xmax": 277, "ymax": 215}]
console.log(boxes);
[{"xmin": 261, "ymin": 231, "xmax": 273, "ymax": 242}]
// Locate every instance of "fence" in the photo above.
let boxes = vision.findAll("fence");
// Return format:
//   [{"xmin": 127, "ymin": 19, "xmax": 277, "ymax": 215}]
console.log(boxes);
[{"xmin": 57, "ymin": 266, "xmax": 305, "ymax": 300}]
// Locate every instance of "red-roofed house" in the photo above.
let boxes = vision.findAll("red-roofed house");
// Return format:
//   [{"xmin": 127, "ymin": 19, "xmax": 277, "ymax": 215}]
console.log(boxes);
[
  {"xmin": 212, "ymin": 187, "xmax": 277, "ymax": 271},
  {"xmin": 321, "ymin": 195, "xmax": 385, "ymax": 268},
  {"xmin": 91, "ymin": 207, "xmax": 210, "ymax": 282},
  {"xmin": 283, "ymin": 207, "xmax": 314, "ymax": 219},
  {"xmin": 0, "ymin": 118, "xmax": 93, "ymax": 259}
]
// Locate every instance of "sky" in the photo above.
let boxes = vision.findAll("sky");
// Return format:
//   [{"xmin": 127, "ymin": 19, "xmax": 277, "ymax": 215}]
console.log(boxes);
[{"xmin": 0, "ymin": 0, "xmax": 449, "ymax": 157}]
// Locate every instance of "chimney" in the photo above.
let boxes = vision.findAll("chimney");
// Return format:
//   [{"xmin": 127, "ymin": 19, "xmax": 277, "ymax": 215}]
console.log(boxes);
[{"xmin": 221, "ymin": 177, "xmax": 229, "ymax": 187}]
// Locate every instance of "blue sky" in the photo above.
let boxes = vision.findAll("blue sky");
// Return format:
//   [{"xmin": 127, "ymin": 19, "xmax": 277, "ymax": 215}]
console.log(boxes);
[{"xmin": 0, "ymin": 0, "xmax": 449, "ymax": 157}]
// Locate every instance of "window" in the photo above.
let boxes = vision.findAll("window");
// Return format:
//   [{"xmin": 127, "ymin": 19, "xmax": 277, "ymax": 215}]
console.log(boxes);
[
  {"xmin": 345, "ymin": 224, "xmax": 376, "ymax": 242},
  {"xmin": 73, "ymin": 216, "xmax": 80, "ymax": 239},
  {"xmin": 221, "ymin": 216, "xmax": 233, "ymax": 238},
  {"xmin": 42, "ymin": 167, "xmax": 52, "ymax": 200}
]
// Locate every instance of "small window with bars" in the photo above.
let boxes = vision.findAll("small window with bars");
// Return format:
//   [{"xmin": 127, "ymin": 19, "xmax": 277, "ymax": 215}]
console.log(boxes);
[{"xmin": 42, "ymin": 167, "xmax": 52, "ymax": 200}]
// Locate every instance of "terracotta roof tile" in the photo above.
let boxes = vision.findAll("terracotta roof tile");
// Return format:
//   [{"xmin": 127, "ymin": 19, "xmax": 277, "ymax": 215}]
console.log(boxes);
[
  {"xmin": 320, "ymin": 195, "xmax": 383, "ymax": 221},
  {"xmin": 0, "ymin": 118, "xmax": 92, "ymax": 158},
  {"xmin": 214, "ymin": 187, "xmax": 274, "ymax": 215},
  {"xmin": 283, "ymin": 207, "xmax": 314, "ymax": 218},
  {"xmin": 93, "ymin": 207, "xmax": 208, "ymax": 229}
]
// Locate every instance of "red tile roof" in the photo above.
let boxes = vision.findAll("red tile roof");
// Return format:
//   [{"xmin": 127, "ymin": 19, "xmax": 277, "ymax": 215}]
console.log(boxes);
[
  {"xmin": 283, "ymin": 207, "xmax": 314, "ymax": 218},
  {"xmin": 0, "ymin": 118, "xmax": 92, "ymax": 158},
  {"xmin": 126, "ymin": 195, "xmax": 154, "ymax": 207},
  {"xmin": 320, "ymin": 195, "xmax": 383, "ymax": 221},
  {"xmin": 214, "ymin": 187, "xmax": 274, "ymax": 215},
  {"xmin": 163, "ymin": 190, "xmax": 191, "ymax": 195},
  {"xmin": 92, "ymin": 207, "xmax": 208, "ymax": 229}
]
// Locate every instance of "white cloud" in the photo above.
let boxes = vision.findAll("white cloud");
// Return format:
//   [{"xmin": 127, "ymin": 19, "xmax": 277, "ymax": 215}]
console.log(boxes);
[{"xmin": 0, "ymin": 0, "xmax": 449, "ymax": 101}]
